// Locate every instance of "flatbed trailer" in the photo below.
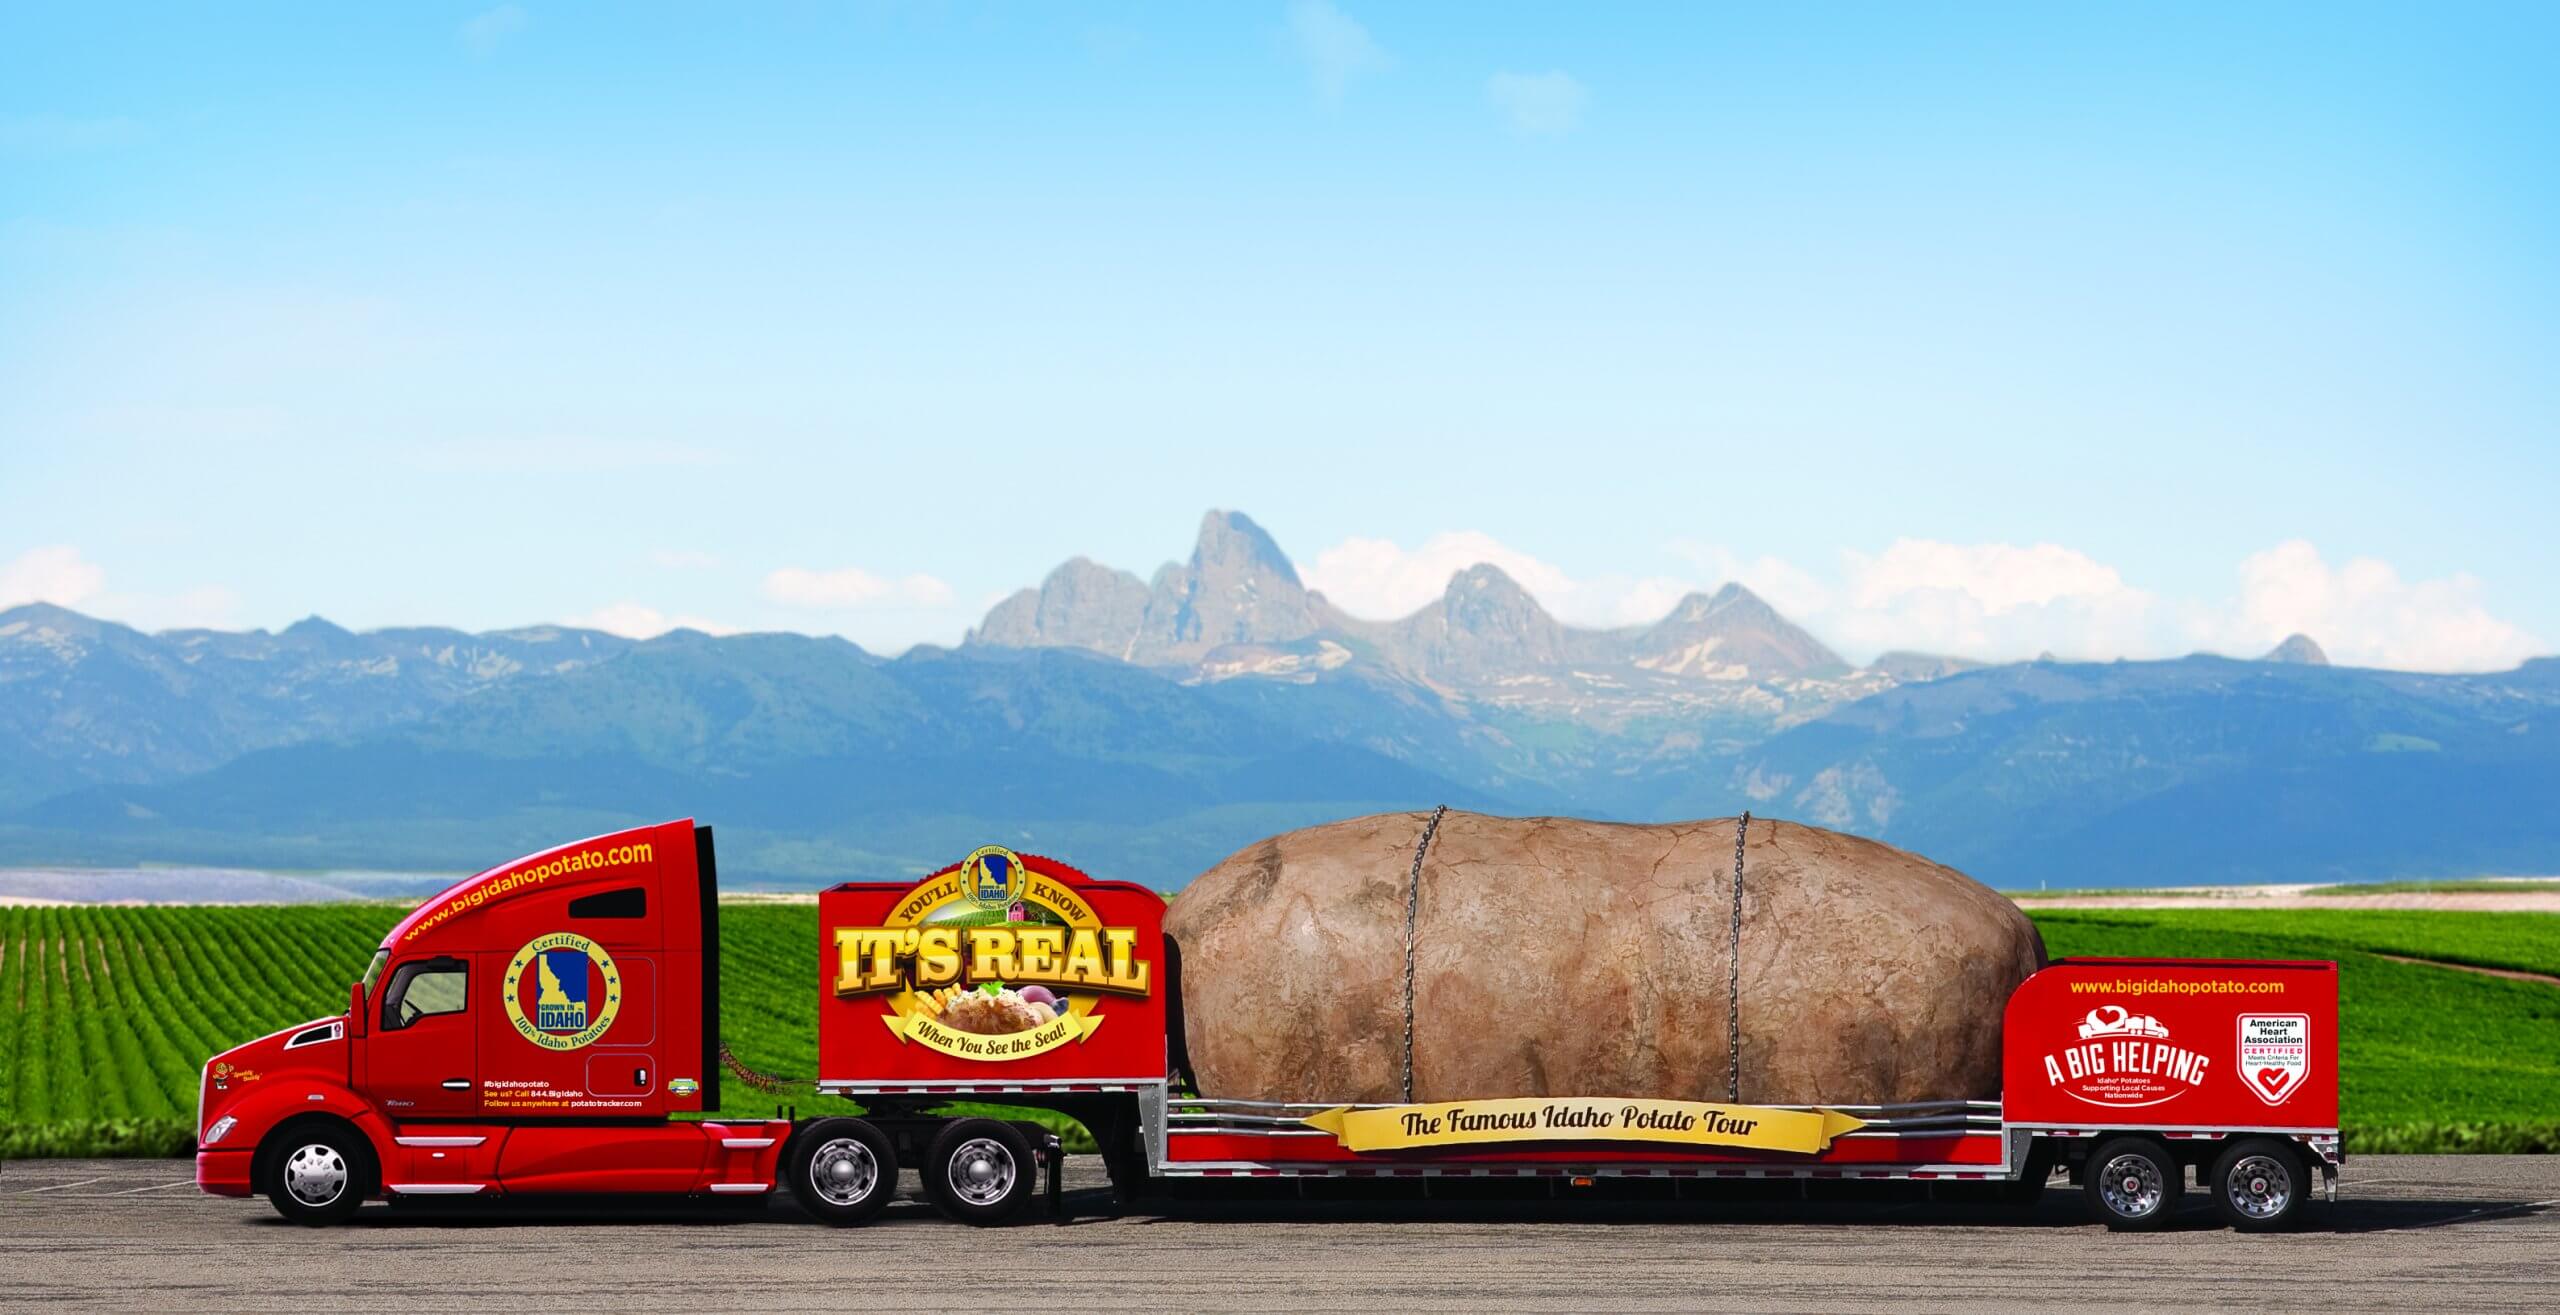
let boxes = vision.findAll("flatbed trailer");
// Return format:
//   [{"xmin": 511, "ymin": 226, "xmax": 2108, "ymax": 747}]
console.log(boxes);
[{"xmin": 197, "ymin": 820, "xmax": 2342, "ymax": 1231}]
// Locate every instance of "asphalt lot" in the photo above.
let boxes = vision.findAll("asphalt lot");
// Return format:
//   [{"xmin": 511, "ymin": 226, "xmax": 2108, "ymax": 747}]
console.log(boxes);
[{"xmin": 1, "ymin": 1155, "xmax": 2554, "ymax": 1313}]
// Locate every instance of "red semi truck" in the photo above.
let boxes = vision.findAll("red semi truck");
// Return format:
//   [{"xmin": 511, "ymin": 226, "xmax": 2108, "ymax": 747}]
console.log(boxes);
[{"xmin": 195, "ymin": 819, "xmax": 2342, "ymax": 1231}]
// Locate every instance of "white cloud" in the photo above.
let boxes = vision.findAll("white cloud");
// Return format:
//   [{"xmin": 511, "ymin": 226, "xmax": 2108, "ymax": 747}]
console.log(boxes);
[
  {"xmin": 1655, "ymin": 536, "xmax": 2540, "ymax": 672},
  {"xmin": 1815, "ymin": 538, "xmax": 2161, "ymax": 661},
  {"xmin": 405, "ymin": 435, "xmax": 720, "ymax": 474},
  {"xmin": 1285, "ymin": 1, "xmax": 1389, "ymax": 103},
  {"xmin": 764, "ymin": 566, "xmax": 954, "ymax": 610},
  {"xmin": 1302, "ymin": 531, "xmax": 1690, "ymax": 628},
  {"xmin": 461, "ymin": 5, "xmax": 529, "ymax": 56},
  {"xmin": 0, "ymin": 546, "xmax": 108, "ymax": 610},
  {"xmin": 566, "ymin": 603, "xmax": 736, "ymax": 639},
  {"xmin": 2216, "ymin": 540, "xmax": 2537, "ymax": 672},
  {"xmin": 1486, "ymin": 71, "xmax": 1586, "ymax": 137}
]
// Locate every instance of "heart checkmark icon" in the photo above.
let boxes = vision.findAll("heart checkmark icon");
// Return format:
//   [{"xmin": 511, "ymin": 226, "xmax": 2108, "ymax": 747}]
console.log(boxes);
[{"xmin": 2256, "ymin": 1067, "xmax": 2292, "ymax": 1095}]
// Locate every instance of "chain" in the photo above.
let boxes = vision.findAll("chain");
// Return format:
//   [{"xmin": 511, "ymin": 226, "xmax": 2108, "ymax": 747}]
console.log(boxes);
[
  {"xmin": 1728, "ymin": 811, "xmax": 1750, "ymax": 1103},
  {"xmin": 1403, "ymin": 804, "xmax": 1449, "ymax": 1104},
  {"xmin": 718, "ymin": 1041, "xmax": 816, "ymax": 1094}
]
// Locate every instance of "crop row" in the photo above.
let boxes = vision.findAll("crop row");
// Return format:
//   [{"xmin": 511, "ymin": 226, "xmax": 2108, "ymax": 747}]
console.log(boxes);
[{"xmin": 3, "ymin": 904, "xmax": 2553, "ymax": 1157}]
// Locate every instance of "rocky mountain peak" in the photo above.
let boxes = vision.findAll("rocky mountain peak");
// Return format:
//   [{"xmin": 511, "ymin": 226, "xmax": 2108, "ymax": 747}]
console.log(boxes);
[
  {"xmin": 0, "ymin": 601, "xmax": 102, "ymax": 634},
  {"xmin": 1121, "ymin": 511, "xmax": 1323, "ymax": 664},
  {"xmin": 283, "ymin": 615, "xmax": 350, "ymax": 639},
  {"xmin": 966, "ymin": 556, "xmax": 1151, "ymax": 658},
  {"xmin": 1191, "ymin": 510, "xmax": 1300, "ymax": 587},
  {"xmin": 1389, "ymin": 562, "xmax": 1567, "ymax": 676},
  {"xmin": 1440, "ymin": 564, "xmax": 1554, "ymax": 634},
  {"xmin": 1635, "ymin": 582, "xmax": 1846, "ymax": 679},
  {"xmin": 2262, "ymin": 634, "xmax": 2330, "ymax": 666},
  {"xmin": 962, "ymin": 511, "xmax": 1882, "ymax": 696}
]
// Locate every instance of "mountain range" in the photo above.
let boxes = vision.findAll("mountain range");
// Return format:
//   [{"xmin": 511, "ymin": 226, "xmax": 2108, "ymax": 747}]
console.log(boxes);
[{"xmin": 4, "ymin": 510, "xmax": 2553, "ymax": 890}]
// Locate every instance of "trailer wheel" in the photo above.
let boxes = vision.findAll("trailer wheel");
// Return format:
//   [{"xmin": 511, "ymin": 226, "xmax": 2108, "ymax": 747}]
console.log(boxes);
[
  {"xmin": 2083, "ymin": 1136, "xmax": 2182, "ymax": 1231},
  {"xmin": 2209, "ymin": 1137, "xmax": 2307, "ymax": 1232},
  {"xmin": 787, "ymin": 1118, "xmax": 898, "ymax": 1226},
  {"xmin": 261, "ymin": 1122, "xmax": 374, "ymax": 1227},
  {"xmin": 925, "ymin": 1118, "xmax": 1036, "ymax": 1226}
]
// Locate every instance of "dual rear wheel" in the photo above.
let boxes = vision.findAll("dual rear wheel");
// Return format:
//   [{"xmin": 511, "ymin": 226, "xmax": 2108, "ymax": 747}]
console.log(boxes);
[
  {"xmin": 786, "ymin": 1116, "xmax": 1039, "ymax": 1227},
  {"xmin": 2082, "ymin": 1135, "xmax": 2308, "ymax": 1231}
]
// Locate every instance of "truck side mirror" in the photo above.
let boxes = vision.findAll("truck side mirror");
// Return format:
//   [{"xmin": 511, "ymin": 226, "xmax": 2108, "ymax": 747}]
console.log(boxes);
[{"xmin": 349, "ymin": 982, "xmax": 368, "ymax": 1039}]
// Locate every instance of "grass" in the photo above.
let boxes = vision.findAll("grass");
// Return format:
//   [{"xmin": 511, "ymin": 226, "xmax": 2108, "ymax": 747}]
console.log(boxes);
[
  {"xmin": 2030, "ymin": 910, "xmax": 2560, "ymax": 1151},
  {"xmin": 3, "ymin": 904, "xmax": 2554, "ymax": 1158}
]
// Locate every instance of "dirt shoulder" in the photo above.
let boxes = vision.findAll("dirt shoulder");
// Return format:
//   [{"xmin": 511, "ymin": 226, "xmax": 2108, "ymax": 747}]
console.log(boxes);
[{"xmin": 2015, "ymin": 885, "xmax": 2560, "ymax": 913}]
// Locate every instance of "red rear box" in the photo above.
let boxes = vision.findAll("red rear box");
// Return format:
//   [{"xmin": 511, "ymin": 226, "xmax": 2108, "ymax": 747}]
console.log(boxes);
[
  {"xmin": 2002, "ymin": 958, "xmax": 2340, "ymax": 1131},
  {"xmin": 817, "ymin": 847, "xmax": 1170, "ymax": 1089}
]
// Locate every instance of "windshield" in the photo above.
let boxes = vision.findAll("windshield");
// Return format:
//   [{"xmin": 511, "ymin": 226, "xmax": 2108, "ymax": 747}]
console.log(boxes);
[{"xmin": 359, "ymin": 949, "xmax": 391, "ymax": 998}]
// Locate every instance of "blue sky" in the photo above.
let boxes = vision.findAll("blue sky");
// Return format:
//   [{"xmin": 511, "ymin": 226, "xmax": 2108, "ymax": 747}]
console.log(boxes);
[{"xmin": 3, "ymin": 3, "xmax": 2554, "ymax": 669}]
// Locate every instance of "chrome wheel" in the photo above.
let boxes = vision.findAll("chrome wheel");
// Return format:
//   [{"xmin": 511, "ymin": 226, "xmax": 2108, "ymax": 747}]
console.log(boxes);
[
  {"xmin": 944, "ymin": 1137, "xmax": 1016, "ymax": 1207},
  {"xmin": 808, "ymin": 1138, "xmax": 880, "ymax": 1208},
  {"xmin": 2224, "ymin": 1154, "xmax": 2293, "ymax": 1221},
  {"xmin": 283, "ymin": 1143, "xmax": 348, "ymax": 1208},
  {"xmin": 2097, "ymin": 1152, "xmax": 2165, "ymax": 1220}
]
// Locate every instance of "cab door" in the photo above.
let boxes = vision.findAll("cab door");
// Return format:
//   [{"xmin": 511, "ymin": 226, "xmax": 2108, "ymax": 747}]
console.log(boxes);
[{"xmin": 366, "ymin": 955, "xmax": 479, "ymax": 1118}]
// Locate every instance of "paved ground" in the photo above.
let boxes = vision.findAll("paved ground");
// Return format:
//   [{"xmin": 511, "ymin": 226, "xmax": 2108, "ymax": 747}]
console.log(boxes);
[{"xmin": 1, "ymin": 1156, "xmax": 2554, "ymax": 1312}]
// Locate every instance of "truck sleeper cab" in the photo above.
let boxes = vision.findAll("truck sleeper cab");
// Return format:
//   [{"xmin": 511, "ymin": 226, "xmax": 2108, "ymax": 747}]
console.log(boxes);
[{"xmin": 197, "ymin": 822, "xmax": 2343, "ymax": 1231}]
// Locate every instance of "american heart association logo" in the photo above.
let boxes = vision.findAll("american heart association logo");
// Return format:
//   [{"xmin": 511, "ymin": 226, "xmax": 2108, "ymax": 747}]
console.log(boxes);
[{"xmin": 2239, "ymin": 1013, "xmax": 2312, "ymax": 1107}]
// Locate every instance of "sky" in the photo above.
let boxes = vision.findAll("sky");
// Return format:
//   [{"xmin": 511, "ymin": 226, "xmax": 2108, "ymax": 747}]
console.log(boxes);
[{"xmin": 3, "ymin": 2, "xmax": 2555, "ymax": 671}]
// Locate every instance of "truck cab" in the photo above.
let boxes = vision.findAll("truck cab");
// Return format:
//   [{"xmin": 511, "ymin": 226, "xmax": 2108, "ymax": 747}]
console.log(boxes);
[{"xmin": 195, "ymin": 820, "xmax": 787, "ymax": 1223}]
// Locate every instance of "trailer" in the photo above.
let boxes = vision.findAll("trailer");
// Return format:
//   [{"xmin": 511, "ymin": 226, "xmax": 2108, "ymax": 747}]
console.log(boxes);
[{"xmin": 195, "ymin": 820, "xmax": 2342, "ymax": 1231}]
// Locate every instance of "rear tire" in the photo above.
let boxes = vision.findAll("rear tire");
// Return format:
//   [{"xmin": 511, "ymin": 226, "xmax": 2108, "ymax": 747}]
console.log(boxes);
[
  {"xmin": 925, "ymin": 1118, "xmax": 1037, "ymax": 1226},
  {"xmin": 787, "ymin": 1118, "xmax": 898, "ymax": 1226},
  {"xmin": 2209, "ymin": 1137, "xmax": 2307, "ymax": 1231},
  {"xmin": 2083, "ymin": 1136, "xmax": 2182, "ymax": 1231},
  {"xmin": 262, "ymin": 1123, "xmax": 374, "ymax": 1227}
]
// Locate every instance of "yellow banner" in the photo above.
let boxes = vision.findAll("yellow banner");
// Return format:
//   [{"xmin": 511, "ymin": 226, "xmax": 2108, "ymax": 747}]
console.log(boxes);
[
  {"xmin": 1300, "ymin": 1098, "xmax": 1866, "ymax": 1154},
  {"xmin": 879, "ymin": 989, "xmax": 1105, "ymax": 1062}
]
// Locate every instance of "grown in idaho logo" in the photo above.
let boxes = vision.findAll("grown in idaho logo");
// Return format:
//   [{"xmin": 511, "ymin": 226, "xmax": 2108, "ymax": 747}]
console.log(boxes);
[
  {"xmin": 503, "ymin": 931, "xmax": 623, "ymax": 1051},
  {"xmin": 964, "ymin": 845, "xmax": 1027, "ymax": 910}
]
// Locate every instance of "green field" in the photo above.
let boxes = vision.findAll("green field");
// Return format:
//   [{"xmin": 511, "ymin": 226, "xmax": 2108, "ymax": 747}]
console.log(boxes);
[{"xmin": 3, "ymin": 904, "xmax": 2554, "ymax": 1158}]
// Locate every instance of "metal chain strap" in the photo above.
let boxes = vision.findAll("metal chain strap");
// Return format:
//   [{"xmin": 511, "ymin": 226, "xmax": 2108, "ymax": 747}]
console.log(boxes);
[
  {"xmin": 1728, "ymin": 810, "xmax": 1750, "ymax": 1102},
  {"xmin": 1403, "ymin": 803, "xmax": 1449, "ymax": 1103}
]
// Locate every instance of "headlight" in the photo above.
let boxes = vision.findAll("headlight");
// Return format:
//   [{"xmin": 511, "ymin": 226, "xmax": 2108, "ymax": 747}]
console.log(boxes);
[{"xmin": 201, "ymin": 1115, "xmax": 237, "ymax": 1147}]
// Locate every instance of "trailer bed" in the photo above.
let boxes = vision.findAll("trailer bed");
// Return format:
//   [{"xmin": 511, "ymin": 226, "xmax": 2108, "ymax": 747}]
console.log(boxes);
[{"xmin": 1157, "ymin": 1096, "xmax": 2016, "ymax": 1179}]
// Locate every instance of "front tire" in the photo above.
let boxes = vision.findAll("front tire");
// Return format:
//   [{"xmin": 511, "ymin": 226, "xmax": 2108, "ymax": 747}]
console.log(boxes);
[
  {"xmin": 2209, "ymin": 1137, "xmax": 2308, "ymax": 1231},
  {"xmin": 2083, "ymin": 1136, "xmax": 2182, "ymax": 1231},
  {"xmin": 262, "ymin": 1123, "xmax": 374, "ymax": 1227},
  {"xmin": 787, "ymin": 1118, "xmax": 899, "ymax": 1226},
  {"xmin": 925, "ymin": 1118, "xmax": 1037, "ymax": 1226}
]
